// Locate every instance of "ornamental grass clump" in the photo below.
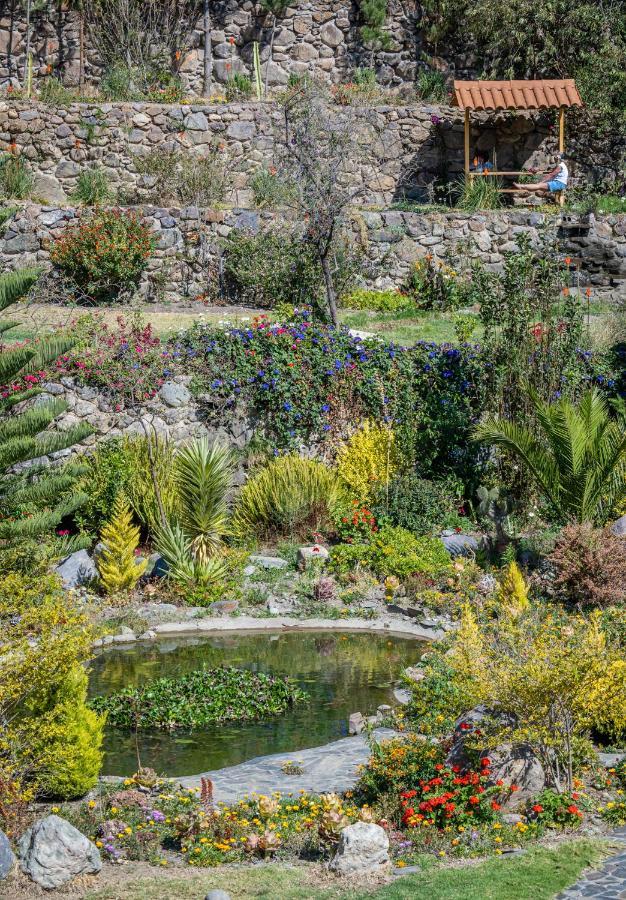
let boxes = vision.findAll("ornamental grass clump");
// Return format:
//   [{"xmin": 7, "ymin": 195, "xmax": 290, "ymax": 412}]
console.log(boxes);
[
  {"xmin": 232, "ymin": 455, "xmax": 345, "ymax": 543},
  {"xmin": 50, "ymin": 209, "xmax": 153, "ymax": 303},
  {"xmin": 90, "ymin": 666, "xmax": 308, "ymax": 729}
]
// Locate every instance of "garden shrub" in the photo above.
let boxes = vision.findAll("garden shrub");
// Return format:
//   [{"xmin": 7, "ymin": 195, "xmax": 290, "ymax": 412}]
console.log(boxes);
[
  {"xmin": 406, "ymin": 654, "xmax": 469, "ymax": 736},
  {"xmin": 373, "ymin": 474, "xmax": 463, "ymax": 536},
  {"xmin": 496, "ymin": 562, "xmax": 530, "ymax": 618},
  {"xmin": 330, "ymin": 525, "xmax": 452, "ymax": 580},
  {"xmin": 76, "ymin": 438, "xmax": 132, "ymax": 535},
  {"xmin": 354, "ymin": 733, "xmax": 444, "ymax": 804},
  {"xmin": 525, "ymin": 789, "xmax": 585, "ymax": 829},
  {"xmin": 403, "ymin": 256, "xmax": 468, "ymax": 310},
  {"xmin": 222, "ymin": 228, "xmax": 323, "ymax": 309},
  {"xmin": 400, "ymin": 761, "xmax": 504, "ymax": 830},
  {"xmin": 0, "ymin": 573, "xmax": 101, "ymax": 800},
  {"xmin": 55, "ymin": 314, "xmax": 166, "ymax": 404},
  {"xmin": 71, "ymin": 168, "xmax": 115, "ymax": 206},
  {"xmin": 134, "ymin": 145, "xmax": 231, "ymax": 206},
  {"xmin": 0, "ymin": 152, "xmax": 34, "ymax": 200},
  {"xmin": 50, "ymin": 209, "xmax": 153, "ymax": 302},
  {"xmin": 547, "ymin": 522, "xmax": 626, "ymax": 609},
  {"xmin": 97, "ymin": 495, "xmax": 147, "ymax": 595},
  {"xmin": 90, "ymin": 667, "xmax": 308, "ymax": 729},
  {"xmin": 29, "ymin": 664, "xmax": 105, "ymax": 800},
  {"xmin": 232, "ymin": 455, "xmax": 344, "ymax": 543},
  {"xmin": 336, "ymin": 421, "xmax": 400, "ymax": 504},
  {"xmin": 341, "ymin": 288, "xmax": 412, "ymax": 311},
  {"xmin": 175, "ymin": 313, "xmax": 487, "ymax": 486}
]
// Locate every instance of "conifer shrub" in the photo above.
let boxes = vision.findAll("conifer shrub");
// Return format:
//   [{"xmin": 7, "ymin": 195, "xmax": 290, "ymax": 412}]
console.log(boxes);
[
  {"xmin": 29, "ymin": 664, "xmax": 105, "ymax": 800},
  {"xmin": 496, "ymin": 561, "xmax": 530, "ymax": 618},
  {"xmin": 97, "ymin": 495, "xmax": 147, "ymax": 595},
  {"xmin": 336, "ymin": 421, "xmax": 400, "ymax": 504}
]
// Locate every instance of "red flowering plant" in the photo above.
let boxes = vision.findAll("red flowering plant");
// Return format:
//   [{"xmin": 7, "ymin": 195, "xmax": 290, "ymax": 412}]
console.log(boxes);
[
  {"xmin": 50, "ymin": 208, "xmax": 153, "ymax": 303},
  {"xmin": 55, "ymin": 314, "xmax": 169, "ymax": 406},
  {"xmin": 523, "ymin": 788, "xmax": 585, "ymax": 829},
  {"xmin": 333, "ymin": 499, "xmax": 378, "ymax": 543},
  {"xmin": 400, "ymin": 759, "xmax": 510, "ymax": 830}
]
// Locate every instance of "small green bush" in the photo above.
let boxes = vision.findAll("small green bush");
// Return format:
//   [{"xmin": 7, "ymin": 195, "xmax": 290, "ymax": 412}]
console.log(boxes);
[
  {"xmin": 0, "ymin": 153, "xmax": 34, "ymax": 200},
  {"xmin": 406, "ymin": 654, "xmax": 467, "ymax": 736},
  {"xmin": 50, "ymin": 208, "xmax": 153, "ymax": 302},
  {"xmin": 330, "ymin": 524, "xmax": 452, "ymax": 580},
  {"xmin": 417, "ymin": 69, "xmax": 448, "ymax": 102},
  {"xmin": 232, "ymin": 455, "xmax": 344, "ymax": 542},
  {"xmin": 38, "ymin": 76, "xmax": 76, "ymax": 106},
  {"xmin": 225, "ymin": 73, "xmax": 253, "ymax": 101},
  {"xmin": 71, "ymin": 168, "xmax": 114, "ymax": 206},
  {"xmin": 222, "ymin": 227, "xmax": 323, "ymax": 309},
  {"xmin": 374, "ymin": 474, "xmax": 464, "ymax": 536},
  {"xmin": 457, "ymin": 174, "xmax": 503, "ymax": 211},
  {"xmin": 342, "ymin": 288, "xmax": 412, "ymax": 311}
]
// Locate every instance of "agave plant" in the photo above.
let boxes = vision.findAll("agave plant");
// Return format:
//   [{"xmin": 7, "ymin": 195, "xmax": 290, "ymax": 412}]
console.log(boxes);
[
  {"xmin": 154, "ymin": 438, "xmax": 234, "ymax": 588},
  {"xmin": 474, "ymin": 388, "xmax": 626, "ymax": 524}
]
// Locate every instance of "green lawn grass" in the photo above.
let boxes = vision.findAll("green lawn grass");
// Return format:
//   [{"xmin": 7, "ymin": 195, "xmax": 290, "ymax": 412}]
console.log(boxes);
[{"xmin": 83, "ymin": 840, "xmax": 608, "ymax": 900}]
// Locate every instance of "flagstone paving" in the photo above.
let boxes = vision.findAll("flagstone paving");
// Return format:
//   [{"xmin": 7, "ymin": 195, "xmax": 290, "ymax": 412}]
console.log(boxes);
[
  {"xmin": 178, "ymin": 728, "xmax": 396, "ymax": 802},
  {"xmin": 557, "ymin": 828, "xmax": 626, "ymax": 899}
]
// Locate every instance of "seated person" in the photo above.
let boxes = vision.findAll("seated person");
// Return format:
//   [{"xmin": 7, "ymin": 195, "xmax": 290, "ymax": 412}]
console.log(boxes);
[
  {"xmin": 471, "ymin": 151, "xmax": 493, "ymax": 173},
  {"xmin": 514, "ymin": 153, "xmax": 568, "ymax": 194}
]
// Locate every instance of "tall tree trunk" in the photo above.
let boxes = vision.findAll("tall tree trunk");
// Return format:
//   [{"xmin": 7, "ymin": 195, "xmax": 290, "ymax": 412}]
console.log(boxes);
[
  {"xmin": 264, "ymin": 14, "xmax": 276, "ymax": 98},
  {"xmin": 321, "ymin": 254, "xmax": 338, "ymax": 326},
  {"xmin": 202, "ymin": 0, "xmax": 212, "ymax": 97}
]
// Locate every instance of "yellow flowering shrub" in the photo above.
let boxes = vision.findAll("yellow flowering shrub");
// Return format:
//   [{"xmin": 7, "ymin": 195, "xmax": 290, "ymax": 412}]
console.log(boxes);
[
  {"xmin": 496, "ymin": 562, "xmax": 530, "ymax": 618},
  {"xmin": 0, "ymin": 573, "xmax": 103, "ymax": 803},
  {"xmin": 336, "ymin": 420, "xmax": 401, "ymax": 504}
]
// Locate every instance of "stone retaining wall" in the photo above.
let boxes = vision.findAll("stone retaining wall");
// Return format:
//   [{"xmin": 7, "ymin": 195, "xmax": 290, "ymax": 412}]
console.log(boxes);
[
  {"xmin": 2, "ymin": 204, "xmax": 624, "ymax": 299},
  {"xmin": 0, "ymin": 1, "xmax": 419, "ymax": 92},
  {"xmin": 0, "ymin": 99, "xmax": 573, "ymax": 207}
]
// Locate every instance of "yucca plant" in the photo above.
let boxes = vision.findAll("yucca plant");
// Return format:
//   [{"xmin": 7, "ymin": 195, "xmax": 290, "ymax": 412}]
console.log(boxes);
[
  {"xmin": 154, "ymin": 439, "xmax": 234, "ymax": 588},
  {"xmin": 97, "ymin": 495, "xmax": 147, "ymax": 594},
  {"xmin": 474, "ymin": 388, "xmax": 626, "ymax": 524},
  {"xmin": 232, "ymin": 454, "xmax": 344, "ymax": 542},
  {"xmin": 0, "ymin": 268, "xmax": 93, "ymax": 549}
]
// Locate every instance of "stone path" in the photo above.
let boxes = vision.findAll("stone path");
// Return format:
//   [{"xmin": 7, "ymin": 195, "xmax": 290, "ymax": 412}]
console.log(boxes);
[
  {"xmin": 177, "ymin": 728, "xmax": 396, "ymax": 802},
  {"xmin": 557, "ymin": 828, "xmax": 626, "ymax": 899}
]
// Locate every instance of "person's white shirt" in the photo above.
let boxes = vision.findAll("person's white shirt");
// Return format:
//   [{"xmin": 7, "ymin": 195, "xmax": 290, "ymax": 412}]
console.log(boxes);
[{"xmin": 556, "ymin": 160, "xmax": 569, "ymax": 185}]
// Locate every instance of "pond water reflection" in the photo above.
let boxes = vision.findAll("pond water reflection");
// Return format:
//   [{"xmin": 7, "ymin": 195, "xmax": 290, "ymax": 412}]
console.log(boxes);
[{"xmin": 89, "ymin": 630, "xmax": 424, "ymax": 777}]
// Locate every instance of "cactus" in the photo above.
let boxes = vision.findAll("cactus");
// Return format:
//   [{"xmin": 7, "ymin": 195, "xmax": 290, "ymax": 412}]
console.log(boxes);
[{"xmin": 253, "ymin": 41, "xmax": 263, "ymax": 100}]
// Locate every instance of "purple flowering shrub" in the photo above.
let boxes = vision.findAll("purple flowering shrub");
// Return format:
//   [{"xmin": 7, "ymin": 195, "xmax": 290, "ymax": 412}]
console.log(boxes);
[{"xmin": 172, "ymin": 311, "xmax": 488, "ymax": 482}]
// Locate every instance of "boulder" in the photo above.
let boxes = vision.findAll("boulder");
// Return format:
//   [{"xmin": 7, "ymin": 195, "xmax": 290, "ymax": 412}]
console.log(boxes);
[
  {"xmin": 144, "ymin": 553, "xmax": 168, "ymax": 578},
  {"xmin": 441, "ymin": 531, "xmax": 480, "ymax": 558},
  {"xmin": 446, "ymin": 705, "xmax": 516, "ymax": 770},
  {"xmin": 485, "ymin": 743, "xmax": 546, "ymax": 806},
  {"xmin": 329, "ymin": 822, "xmax": 389, "ymax": 876},
  {"xmin": 348, "ymin": 711, "xmax": 365, "ymax": 735},
  {"xmin": 32, "ymin": 174, "xmax": 67, "ymax": 204},
  {"xmin": 18, "ymin": 815, "xmax": 101, "ymax": 889},
  {"xmin": 54, "ymin": 549, "xmax": 98, "ymax": 589},
  {"xmin": 611, "ymin": 514, "xmax": 626, "ymax": 536},
  {"xmin": 0, "ymin": 828, "xmax": 15, "ymax": 880},
  {"xmin": 297, "ymin": 544, "xmax": 330, "ymax": 570},
  {"xmin": 159, "ymin": 381, "xmax": 191, "ymax": 408},
  {"xmin": 205, "ymin": 892, "xmax": 232, "ymax": 900}
]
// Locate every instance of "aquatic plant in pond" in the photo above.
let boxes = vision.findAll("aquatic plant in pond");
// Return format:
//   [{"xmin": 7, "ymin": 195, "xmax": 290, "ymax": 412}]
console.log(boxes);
[{"xmin": 90, "ymin": 666, "xmax": 309, "ymax": 729}]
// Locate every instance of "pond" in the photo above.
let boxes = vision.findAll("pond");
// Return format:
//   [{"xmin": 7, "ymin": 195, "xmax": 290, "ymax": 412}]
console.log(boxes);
[{"xmin": 89, "ymin": 630, "xmax": 425, "ymax": 777}]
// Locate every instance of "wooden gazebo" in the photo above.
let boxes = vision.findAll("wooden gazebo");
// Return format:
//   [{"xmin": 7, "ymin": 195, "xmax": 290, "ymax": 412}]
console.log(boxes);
[{"xmin": 452, "ymin": 79, "xmax": 583, "ymax": 202}]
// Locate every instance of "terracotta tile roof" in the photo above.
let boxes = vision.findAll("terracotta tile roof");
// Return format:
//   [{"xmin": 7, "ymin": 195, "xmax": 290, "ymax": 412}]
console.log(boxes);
[{"xmin": 453, "ymin": 79, "xmax": 583, "ymax": 111}]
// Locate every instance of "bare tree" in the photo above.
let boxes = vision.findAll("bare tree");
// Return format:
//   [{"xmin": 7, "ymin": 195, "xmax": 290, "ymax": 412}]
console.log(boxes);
[
  {"xmin": 276, "ymin": 82, "xmax": 374, "ymax": 325},
  {"xmin": 84, "ymin": 0, "xmax": 200, "ymax": 87}
]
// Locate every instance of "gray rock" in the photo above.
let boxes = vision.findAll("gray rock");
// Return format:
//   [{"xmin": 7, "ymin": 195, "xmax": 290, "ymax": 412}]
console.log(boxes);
[
  {"xmin": 486, "ymin": 743, "xmax": 546, "ymax": 806},
  {"xmin": 32, "ymin": 174, "xmax": 67, "ymax": 204},
  {"xmin": 329, "ymin": 822, "xmax": 389, "ymax": 876},
  {"xmin": 446, "ymin": 705, "xmax": 517, "ymax": 770},
  {"xmin": 159, "ymin": 381, "xmax": 191, "ymax": 407},
  {"xmin": 184, "ymin": 111, "xmax": 209, "ymax": 131},
  {"xmin": 144, "ymin": 553, "xmax": 168, "ymax": 578},
  {"xmin": 54, "ymin": 549, "xmax": 97, "ymax": 589},
  {"xmin": 0, "ymin": 828, "xmax": 15, "ymax": 880},
  {"xmin": 208, "ymin": 599, "xmax": 239, "ymax": 615},
  {"xmin": 18, "ymin": 815, "xmax": 101, "ymax": 889},
  {"xmin": 249, "ymin": 555, "xmax": 288, "ymax": 570},
  {"xmin": 441, "ymin": 531, "xmax": 480, "ymax": 558},
  {"xmin": 205, "ymin": 892, "xmax": 231, "ymax": 900},
  {"xmin": 297, "ymin": 544, "xmax": 329, "ymax": 570},
  {"xmin": 348, "ymin": 712, "xmax": 365, "ymax": 735},
  {"xmin": 611, "ymin": 514, "xmax": 626, "ymax": 536},
  {"xmin": 477, "ymin": 573, "xmax": 498, "ymax": 595}
]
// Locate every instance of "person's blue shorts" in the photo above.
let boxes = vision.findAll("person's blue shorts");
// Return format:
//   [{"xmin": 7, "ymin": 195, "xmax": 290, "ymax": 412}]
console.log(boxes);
[{"xmin": 547, "ymin": 180, "xmax": 566, "ymax": 192}]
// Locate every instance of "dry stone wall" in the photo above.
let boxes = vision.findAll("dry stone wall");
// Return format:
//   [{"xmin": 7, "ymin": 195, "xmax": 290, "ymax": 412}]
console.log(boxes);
[
  {"xmin": 0, "ymin": 99, "xmax": 580, "ymax": 207},
  {"xmin": 2, "ymin": 203, "xmax": 624, "ymax": 300},
  {"xmin": 0, "ymin": 1, "xmax": 420, "ymax": 91}
]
